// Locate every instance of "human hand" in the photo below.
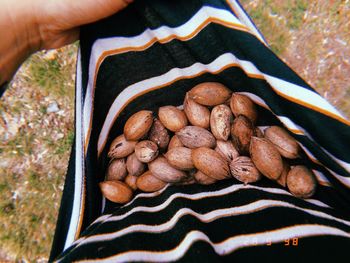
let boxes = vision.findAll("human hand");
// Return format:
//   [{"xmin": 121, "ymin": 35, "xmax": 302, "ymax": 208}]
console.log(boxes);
[{"xmin": 0, "ymin": 0, "xmax": 132, "ymax": 85}]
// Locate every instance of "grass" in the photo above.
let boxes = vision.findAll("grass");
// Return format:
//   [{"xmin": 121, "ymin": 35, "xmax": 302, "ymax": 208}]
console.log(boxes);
[
  {"xmin": 0, "ymin": 44, "xmax": 77, "ymax": 261},
  {"xmin": 240, "ymin": 0, "xmax": 307, "ymax": 55},
  {"xmin": 240, "ymin": 0, "xmax": 350, "ymax": 118},
  {"xmin": 0, "ymin": 167, "xmax": 63, "ymax": 259},
  {"xmin": 54, "ymin": 130, "xmax": 74, "ymax": 155}
]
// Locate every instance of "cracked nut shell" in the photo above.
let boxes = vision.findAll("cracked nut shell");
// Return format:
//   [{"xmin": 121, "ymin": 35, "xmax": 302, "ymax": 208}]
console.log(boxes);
[
  {"xmin": 108, "ymin": 134, "xmax": 137, "ymax": 159},
  {"xmin": 135, "ymin": 140, "xmax": 159, "ymax": 163},
  {"xmin": 230, "ymin": 156, "xmax": 261, "ymax": 184}
]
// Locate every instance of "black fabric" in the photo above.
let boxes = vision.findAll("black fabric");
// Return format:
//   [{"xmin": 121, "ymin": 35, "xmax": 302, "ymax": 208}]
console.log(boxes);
[
  {"xmin": 0, "ymin": 81, "xmax": 8, "ymax": 97},
  {"xmin": 50, "ymin": 0, "xmax": 350, "ymax": 261},
  {"xmin": 49, "ymin": 138, "xmax": 76, "ymax": 261},
  {"xmin": 57, "ymin": 181, "xmax": 350, "ymax": 262}
]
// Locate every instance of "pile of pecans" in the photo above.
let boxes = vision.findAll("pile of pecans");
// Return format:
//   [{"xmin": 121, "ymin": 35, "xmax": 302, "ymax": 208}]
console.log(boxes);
[{"xmin": 100, "ymin": 82, "xmax": 317, "ymax": 204}]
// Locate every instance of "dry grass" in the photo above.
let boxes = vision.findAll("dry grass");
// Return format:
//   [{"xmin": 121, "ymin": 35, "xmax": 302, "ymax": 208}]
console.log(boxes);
[
  {"xmin": 0, "ymin": 44, "xmax": 77, "ymax": 261},
  {"xmin": 241, "ymin": 0, "xmax": 350, "ymax": 118},
  {"xmin": 0, "ymin": 1, "xmax": 349, "ymax": 261}
]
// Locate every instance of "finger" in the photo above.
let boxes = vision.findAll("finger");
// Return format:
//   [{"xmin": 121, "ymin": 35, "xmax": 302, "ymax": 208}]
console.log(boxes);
[{"xmin": 45, "ymin": 0, "xmax": 133, "ymax": 29}]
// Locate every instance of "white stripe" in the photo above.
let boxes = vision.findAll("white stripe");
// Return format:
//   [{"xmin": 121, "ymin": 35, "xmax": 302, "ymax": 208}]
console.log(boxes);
[
  {"xmin": 94, "ymin": 184, "xmax": 329, "ymax": 226},
  {"xmin": 313, "ymin": 170, "xmax": 331, "ymax": 186},
  {"xmin": 300, "ymin": 144, "xmax": 350, "ymax": 188},
  {"xmin": 265, "ymin": 74, "xmax": 346, "ymax": 118},
  {"xmin": 94, "ymin": 184, "xmax": 170, "ymax": 225},
  {"xmin": 64, "ymin": 49, "xmax": 85, "ymax": 250},
  {"xmin": 121, "ymin": 184, "xmax": 170, "ymax": 208},
  {"xmin": 325, "ymin": 166, "xmax": 350, "ymax": 188},
  {"xmin": 305, "ymin": 197, "xmax": 331, "ymax": 208},
  {"xmin": 70, "ymin": 199, "xmax": 349, "ymax": 250},
  {"xmin": 323, "ymin": 150, "xmax": 350, "ymax": 172},
  {"xmin": 75, "ymin": 225, "xmax": 350, "ymax": 263},
  {"xmin": 236, "ymin": 92, "xmax": 305, "ymax": 136},
  {"xmin": 90, "ymin": 214, "xmax": 111, "ymax": 226},
  {"xmin": 226, "ymin": 0, "xmax": 268, "ymax": 45},
  {"xmin": 97, "ymin": 52, "xmax": 347, "ymax": 156},
  {"xmin": 238, "ymin": 92, "xmax": 270, "ymax": 109},
  {"xmin": 238, "ymin": 60, "xmax": 346, "ymax": 120},
  {"xmin": 101, "ymin": 195, "xmax": 106, "ymax": 214},
  {"xmin": 83, "ymin": 6, "xmax": 248, "ymax": 151}
]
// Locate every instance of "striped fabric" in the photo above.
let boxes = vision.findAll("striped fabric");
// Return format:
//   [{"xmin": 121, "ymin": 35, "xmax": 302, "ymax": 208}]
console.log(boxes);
[{"xmin": 49, "ymin": 0, "xmax": 350, "ymax": 262}]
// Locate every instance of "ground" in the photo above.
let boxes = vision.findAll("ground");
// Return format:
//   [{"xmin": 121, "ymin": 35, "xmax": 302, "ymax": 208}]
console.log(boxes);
[{"xmin": 0, "ymin": 1, "xmax": 349, "ymax": 261}]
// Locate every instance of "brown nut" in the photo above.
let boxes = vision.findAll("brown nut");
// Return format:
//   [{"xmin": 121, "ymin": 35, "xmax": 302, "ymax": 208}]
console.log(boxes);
[
  {"xmin": 106, "ymin": 158, "xmax": 127, "ymax": 181},
  {"xmin": 176, "ymin": 126, "xmax": 216, "ymax": 149},
  {"xmin": 136, "ymin": 170, "xmax": 167, "ymax": 192},
  {"xmin": 210, "ymin": 104, "xmax": 233, "ymax": 141},
  {"xmin": 124, "ymin": 174, "xmax": 138, "ymax": 191},
  {"xmin": 215, "ymin": 140, "xmax": 239, "ymax": 163},
  {"xmin": 168, "ymin": 135, "xmax": 184, "ymax": 150},
  {"xmin": 188, "ymin": 82, "xmax": 232, "ymax": 106},
  {"xmin": 230, "ymin": 156, "xmax": 261, "ymax": 184},
  {"xmin": 126, "ymin": 153, "xmax": 145, "ymax": 177},
  {"xmin": 230, "ymin": 93, "xmax": 257, "ymax": 123},
  {"xmin": 177, "ymin": 177, "xmax": 196, "ymax": 185},
  {"xmin": 287, "ymin": 165, "xmax": 317, "ymax": 198},
  {"xmin": 250, "ymin": 137, "xmax": 283, "ymax": 180},
  {"xmin": 255, "ymin": 127, "xmax": 264, "ymax": 138},
  {"xmin": 149, "ymin": 118, "xmax": 170, "ymax": 150},
  {"xmin": 108, "ymin": 134, "xmax": 137, "ymax": 159},
  {"xmin": 276, "ymin": 159, "xmax": 291, "ymax": 187},
  {"xmin": 135, "ymin": 140, "xmax": 159, "ymax": 163},
  {"xmin": 148, "ymin": 156, "xmax": 188, "ymax": 183},
  {"xmin": 158, "ymin": 106, "xmax": 188, "ymax": 132},
  {"xmin": 192, "ymin": 147, "xmax": 230, "ymax": 180},
  {"xmin": 165, "ymin": 147, "xmax": 194, "ymax": 171},
  {"xmin": 183, "ymin": 93, "xmax": 210, "ymax": 129},
  {"xmin": 124, "ymin": 110, "xmax": 153, "ymax": 141},
  {"xmin": 99, "ymin": 181, "xmax": 133, "ymax": 204},
  {"xmin": 175, "ymin": 170, "xmax": 197, "ymax": 185},
  {"xmin": 194, "ymin": 170, "xmax": 217, "ymax": 185},
  {"xmin": 264, "ymin": 126, "xmax": 300, "ymax": 159},
  {"xmin": 231, "ymin": 115, "xmax": 255, "ymax": 154}
]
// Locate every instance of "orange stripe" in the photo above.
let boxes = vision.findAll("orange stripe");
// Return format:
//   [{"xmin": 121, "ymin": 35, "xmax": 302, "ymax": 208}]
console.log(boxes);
[
  {"xmin": 248, "ymin": 80, "xmax": 350, "ymax": 127},
  {"xmin": 273, "ymin": 89, "xmax": 350, "ymax": 126},
  {"xmin": 318, "ymin": 180, "xmax": 331, "ymax": 187},
  {"xmin": 288, "ymin": 128, "xmax": 304, "ymax": 135},
  {"xmin": 306, "ymin": 153, "xmax": 349, "ymax": 188},
  {"xmin": 83, "ymin": 17, "xmax": 250, "ymax": 155}
]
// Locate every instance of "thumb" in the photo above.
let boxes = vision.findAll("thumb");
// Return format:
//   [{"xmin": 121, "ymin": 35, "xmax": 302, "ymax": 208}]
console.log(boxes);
[{"xmin": 45, "ymin": 0, "xmax": 133, "ymax": 29}]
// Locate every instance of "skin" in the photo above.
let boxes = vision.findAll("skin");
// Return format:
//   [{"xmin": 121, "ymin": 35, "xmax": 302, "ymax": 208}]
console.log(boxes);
[{"xmin": 0, "ymin": 0, "xmax": 133, "ymax": 84}]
